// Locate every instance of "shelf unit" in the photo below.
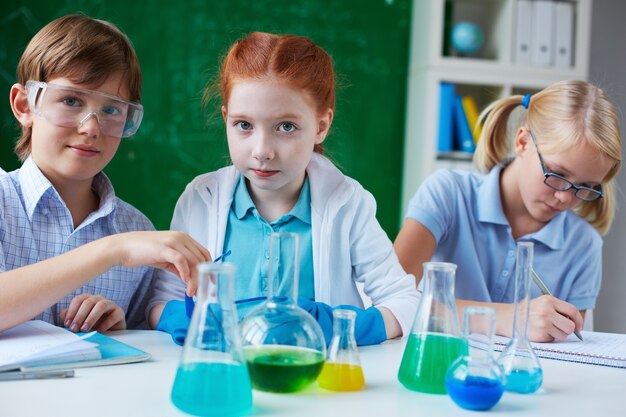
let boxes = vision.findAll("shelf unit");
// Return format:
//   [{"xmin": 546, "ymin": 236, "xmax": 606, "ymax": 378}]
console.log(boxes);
[{"xmin": 400, "ymin": 0, "xmax": 592, "ymax": 214}]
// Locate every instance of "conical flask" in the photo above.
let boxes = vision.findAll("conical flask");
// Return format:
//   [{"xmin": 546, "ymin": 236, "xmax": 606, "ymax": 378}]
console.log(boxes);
[
  {"xmin": 398, "ymin": 262, "xmax": 465, "ymax": 394},
  {"xmin": 498, "ymin": 241, "xmax": 543, "ymax": 394},
  {"xmin": 445, "ymin": 307, "xmax": 504, "ymax": 410},
  {"xmin": 171, "ymin": 262, "xmax": 252, "ymax": 416},
  {"xmin": 317, "ymin": 309, "xmax": 365, "ymax": 391},
  {"xmin": 241, "ymin": 232, "xmax": 326, "ymax": 393}
]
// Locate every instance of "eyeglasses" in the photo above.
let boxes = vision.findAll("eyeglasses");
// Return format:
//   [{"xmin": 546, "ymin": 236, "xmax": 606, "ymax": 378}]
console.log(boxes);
[
  {"xmin": 528, "ymin": 130, "xmax": 603, "ymax": 201},
  {"xmin": 25, "ymin": 80, "xmax": 143, "ymax": 138}
]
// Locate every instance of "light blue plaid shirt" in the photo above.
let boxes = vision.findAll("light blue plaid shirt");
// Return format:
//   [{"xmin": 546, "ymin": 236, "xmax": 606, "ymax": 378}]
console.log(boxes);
[{"xmin": 0, "ymin": 157, "xmax": 156, "ymax": 328}]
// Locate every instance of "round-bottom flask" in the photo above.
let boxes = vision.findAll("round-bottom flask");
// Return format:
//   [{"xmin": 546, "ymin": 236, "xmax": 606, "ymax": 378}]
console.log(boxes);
[
  {"xmin": 446, "ymin": 307, "xmax": 504, "ymax": 410},
  {"xmin": 318, "ymin": 309, "xmax": 365, "ymax": 391},
  {"xmin": 241, "ymin": 233, "xmax": 326, "ymax": 393}
]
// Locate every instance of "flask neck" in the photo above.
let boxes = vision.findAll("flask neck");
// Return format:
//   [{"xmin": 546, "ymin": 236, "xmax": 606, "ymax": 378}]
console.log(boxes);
[
  {"xmin": 267, "ymin": 232, "xmax": 300, "ymax": 304},
  {"xmin": 511, "ymin": 242, "xmax": 533, "ymax": 340}
]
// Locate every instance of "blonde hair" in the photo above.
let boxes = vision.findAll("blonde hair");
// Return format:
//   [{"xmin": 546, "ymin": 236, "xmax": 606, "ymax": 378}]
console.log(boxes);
[
  {"xmin": 474, "ymin": 80, "xmax": 622, "ymax": 235},
  {"xmin": 14, "ymin": 14, "xmax": 141, "ymax": 161}
]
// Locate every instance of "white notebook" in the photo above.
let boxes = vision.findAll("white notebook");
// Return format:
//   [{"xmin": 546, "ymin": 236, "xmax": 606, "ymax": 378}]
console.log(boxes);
[{"xmin": 493, "ymin": 331, "xmax": 626, "ymax": 368}]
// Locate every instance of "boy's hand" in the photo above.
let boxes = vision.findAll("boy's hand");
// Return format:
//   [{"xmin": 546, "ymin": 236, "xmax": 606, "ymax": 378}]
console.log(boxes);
[
  {"xmin": 60, "ymin": 294, "xmax": 126, "ymax": 332},
  {"xmin": 110, "ymin": 231, "xmax": 212, "ymax": 292}
]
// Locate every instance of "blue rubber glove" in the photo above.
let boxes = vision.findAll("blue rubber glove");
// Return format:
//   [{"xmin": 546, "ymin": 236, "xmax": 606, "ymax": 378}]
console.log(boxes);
[
  {"xmin": 297, "ymin": 297, "xmax": 387, "ymax": 346},
  {"xmin": 155, "ymin": 300, "xmax": 189, "ymax": 346}
]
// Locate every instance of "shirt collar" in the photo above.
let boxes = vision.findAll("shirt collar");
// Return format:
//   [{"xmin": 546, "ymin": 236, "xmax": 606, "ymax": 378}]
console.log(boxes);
[
  {"xmin": 232, "ymin": 174, "xmax": 311, "ymax": 225},
  {"xmin": 477, "ymin": 163, "xmax": 509, "ymax": 226},
  {"xmin": 18, "ymin": 157, "xmax": 56, "ymax": 219},
  {"xmin": 477, "ymin": 162, "xmax": 565, "ymax": 250},
  {"xmin": 18, "ymin": 156, "xmax": 117, "ymax": 222}
]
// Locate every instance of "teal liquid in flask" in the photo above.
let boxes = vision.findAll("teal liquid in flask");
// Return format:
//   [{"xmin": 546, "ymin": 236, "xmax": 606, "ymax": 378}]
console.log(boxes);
[{"xmin": 171, "ymin": 262, "xmax": 252, "ymax": 416}]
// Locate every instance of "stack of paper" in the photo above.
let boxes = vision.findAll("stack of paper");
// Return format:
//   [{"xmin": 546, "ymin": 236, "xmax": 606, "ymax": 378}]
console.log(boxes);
[
  {"xmin": 0, "ymin": 320, "xmax": 150, "ymax": 373},
  {"xmin": 0, "ymin": 321, "xmax": 100, "ymax": 372}
]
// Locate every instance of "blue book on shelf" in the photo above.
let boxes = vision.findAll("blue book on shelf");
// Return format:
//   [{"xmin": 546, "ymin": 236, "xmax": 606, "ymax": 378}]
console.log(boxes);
[
  {"xmin": 437, "ymin": 83, "xmax": 455, "ymax": 152},
  {"xmin": 453, "ymin": 95, "xmax": 476, "ymax": 153}
]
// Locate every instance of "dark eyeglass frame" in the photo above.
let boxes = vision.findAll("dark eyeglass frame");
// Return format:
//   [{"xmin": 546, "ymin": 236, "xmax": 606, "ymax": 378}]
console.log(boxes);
[{"xmin": 528, "ymin": 130, "xmax": 603, "ymax": 202}]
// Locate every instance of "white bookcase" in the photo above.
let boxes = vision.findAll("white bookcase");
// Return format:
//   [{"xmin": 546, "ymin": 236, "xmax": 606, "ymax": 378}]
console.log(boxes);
[{"xmin": 400, "ymin": 0, "xmax": 592, "ymax": 215}]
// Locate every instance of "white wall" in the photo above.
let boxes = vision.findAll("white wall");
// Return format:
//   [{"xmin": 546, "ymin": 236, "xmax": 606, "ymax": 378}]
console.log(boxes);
[{"xmin": 589, "ymin": 0, "xmax": 626, "ymax": 333}]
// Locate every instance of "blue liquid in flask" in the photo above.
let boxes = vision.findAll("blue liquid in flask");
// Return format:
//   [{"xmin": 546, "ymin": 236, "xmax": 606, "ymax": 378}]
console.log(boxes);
[
  {"xmin": 171, "ymin": 362, "xmax": 252, "ymax": 417},
  {"xmin": 503, "ymin": 368, "xmax": 543, "ymax": 394},
  {"xmin": 445, "ymin": 375, "xmax": 503, "ymax": 410}
]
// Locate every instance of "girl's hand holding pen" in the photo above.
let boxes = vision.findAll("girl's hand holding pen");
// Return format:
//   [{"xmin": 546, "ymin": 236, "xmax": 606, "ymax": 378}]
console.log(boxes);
[{"xmin": 527, "ymin": 295, "xmax": 584, "ymax": 342}]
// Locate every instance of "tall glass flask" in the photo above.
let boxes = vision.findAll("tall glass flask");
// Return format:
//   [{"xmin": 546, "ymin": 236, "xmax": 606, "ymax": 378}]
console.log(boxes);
[
  {"xmin": 171, "ymin": 263, "xmax": 252, "ymax": 416},
  {"xmin": 317, "ymin": 309, "xmax": 365, "ymax": 391},
  {"xmin": 498, "ymin": 241, "xmax": 543, "ymax": 394},
  {"xmin": 398, "ymin": 262, "xmax": 465, "ymax": 394},
  {"xmin": 445, "ymin": 307, "xmax": 504, "ymax": 410},
  {"xmin": 241, "ymin": 232, "xmax": 326, "ymax": 393}
]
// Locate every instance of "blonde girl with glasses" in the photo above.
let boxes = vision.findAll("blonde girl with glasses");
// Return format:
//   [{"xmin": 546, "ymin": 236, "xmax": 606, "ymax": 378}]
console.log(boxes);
[
  {"xmin": 0, "ymin": 14, "xmax": 211, "ymax": 333},
  {"xmin": 395, "ymin": 80, "xmax": 622, "ymax": 342}
]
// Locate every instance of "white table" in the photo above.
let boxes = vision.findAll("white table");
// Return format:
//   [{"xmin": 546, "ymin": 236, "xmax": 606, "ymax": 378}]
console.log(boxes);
[{"xmin": 0, "ymin": 330, "xmax": 624, "ymax": 417}]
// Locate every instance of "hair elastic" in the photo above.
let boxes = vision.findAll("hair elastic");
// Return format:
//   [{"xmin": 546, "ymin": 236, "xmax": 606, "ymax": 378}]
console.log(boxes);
[{"xmin": 521, "ymin": 93, "xmax": 532, "ymax": 109}]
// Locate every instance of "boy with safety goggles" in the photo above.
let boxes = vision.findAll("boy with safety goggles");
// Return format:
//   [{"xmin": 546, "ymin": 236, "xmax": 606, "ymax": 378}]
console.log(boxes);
[{"xmin": 0, "ymin": 14, "xmax": 210, "ymax": 333}]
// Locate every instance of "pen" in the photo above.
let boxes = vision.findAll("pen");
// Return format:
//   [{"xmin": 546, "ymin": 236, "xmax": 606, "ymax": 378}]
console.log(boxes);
[
  {"xmin": 0, "ymin": 369, "xmax": 74, "ymax": 381},
  {"xmin": 185, "ymin": 250, "xmax": 232, "ymax": 318},
  {"xmin": 531, "ymin": 268, "xmax": 584, "ymax": 341}
]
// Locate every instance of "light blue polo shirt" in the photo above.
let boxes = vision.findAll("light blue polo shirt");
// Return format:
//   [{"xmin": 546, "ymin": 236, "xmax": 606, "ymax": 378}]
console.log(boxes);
[
  {"xmin": 405, "ymin": 165, "xmax": 602, "ymax": 310},
  {"xmin": 223, "ymin": 175, "xmax": 314, "ymax": 317}
]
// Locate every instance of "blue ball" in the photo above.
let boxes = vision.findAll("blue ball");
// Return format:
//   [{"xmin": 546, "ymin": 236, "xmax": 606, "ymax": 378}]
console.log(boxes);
[{"xmin": 451, "ymin": 22, "xmax": 484, "ymax": 55}]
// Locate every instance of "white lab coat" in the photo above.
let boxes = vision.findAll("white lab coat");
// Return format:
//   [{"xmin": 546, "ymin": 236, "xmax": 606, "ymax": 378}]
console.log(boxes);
[{"xmin": 149, "ymin": 153, "xmax": 419, "ymax": 336}]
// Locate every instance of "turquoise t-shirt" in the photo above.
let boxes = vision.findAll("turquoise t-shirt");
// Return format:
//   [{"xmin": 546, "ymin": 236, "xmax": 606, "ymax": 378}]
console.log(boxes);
[{"xmin": 223, "ymin": 175, "xmax": 314, "ymax": 318}]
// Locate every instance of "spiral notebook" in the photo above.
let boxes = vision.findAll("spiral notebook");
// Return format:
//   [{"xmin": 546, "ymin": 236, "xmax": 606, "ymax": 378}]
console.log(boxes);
[{"xmin": 493, "ymin": 331, "xmax": 626, "ymax": 368}]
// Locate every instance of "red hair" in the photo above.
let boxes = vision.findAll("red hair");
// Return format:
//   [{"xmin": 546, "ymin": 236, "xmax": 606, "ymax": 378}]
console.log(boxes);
[{"xmin": 218, "ymin": 32, "xmax": 335, "ymax": 153}]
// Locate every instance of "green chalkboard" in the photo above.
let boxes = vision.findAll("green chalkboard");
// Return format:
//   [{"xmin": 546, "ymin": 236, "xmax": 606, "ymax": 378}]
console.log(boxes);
[{"xmin": 0, "ymin": 0, "xmax": 410, "ymax": 236}]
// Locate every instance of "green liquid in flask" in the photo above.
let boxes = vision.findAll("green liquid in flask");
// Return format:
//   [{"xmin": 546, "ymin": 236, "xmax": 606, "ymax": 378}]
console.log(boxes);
[
  {"xmin": 245, "ymin": 345, "xmax": 325, "ymax": 393},
  {"xmin": 398, "ymin": 333, "xmax": 466, "ymax": 394}
]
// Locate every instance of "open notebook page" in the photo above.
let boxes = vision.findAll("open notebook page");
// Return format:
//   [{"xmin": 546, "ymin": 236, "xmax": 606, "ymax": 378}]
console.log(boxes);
[{"xmin": 492, "ymin": 331, "xmax": 626, "ymax": 368}]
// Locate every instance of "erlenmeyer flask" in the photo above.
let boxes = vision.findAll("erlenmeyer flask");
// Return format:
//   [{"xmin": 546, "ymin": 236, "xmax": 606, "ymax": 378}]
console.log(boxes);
[
  {"xmin": 171, "ymin": 262, "xmax": 252, "ymax": 417},
  {"xmin": 398, "ymin": 262, "xmax": 465, "ymax": 394},
  {"xmin": 445, "ymin": 307, "xmax": 504, "ymax": 410},
  {"xmin": 241, "ymin": 232, "xmax": 326, "ymax": 393},
  {"xmin": 318, "ymin": 309, "xmax": 365, "ymax": 391},
  {"xmin": 498, "ymin": 241, "xmax": 543, "ymax": 394}
]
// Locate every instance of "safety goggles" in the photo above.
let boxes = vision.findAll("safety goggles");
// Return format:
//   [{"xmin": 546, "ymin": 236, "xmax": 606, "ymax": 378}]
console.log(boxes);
[{"xmin": 25, "ymin": 80, "xmax": 143, "ymax": 138}]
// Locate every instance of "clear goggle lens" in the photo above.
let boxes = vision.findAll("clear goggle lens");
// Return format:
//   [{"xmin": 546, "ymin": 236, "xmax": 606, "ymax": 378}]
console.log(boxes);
[{"xmin": 25, "ymin": 80, "xmax": 143, "ymax": 138}]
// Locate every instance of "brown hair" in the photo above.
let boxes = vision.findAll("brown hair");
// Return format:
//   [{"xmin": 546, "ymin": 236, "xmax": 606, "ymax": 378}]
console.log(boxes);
[
  {"xmin": 14, "ymin": 13, "xmax": 142, "ymax": 160},
  {"xmin": 474, "ymin": 80, "xmax": 622, "ymax": 235},
  {"xmin": 210, "ymin": 31, "xmax": 335, "ymax": 154}
]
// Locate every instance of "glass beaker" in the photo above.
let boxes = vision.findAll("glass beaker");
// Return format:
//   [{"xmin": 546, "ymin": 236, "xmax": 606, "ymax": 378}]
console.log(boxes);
[
  {"xmin": 445, "ymin": 307, "xmax": 504, "ymax": 410},
  {"xmin": 498, "ymin": 241, "xmax": 543, "ymax": 394},
  {"xmin": 171, "ymin": 262, "xmax": 252, "ymax": 417},
  {"xmin": 241, "ymin": 232, "xmax": 326, "ymax": 393},
  {"xmin": 317, "ymin": 309, "xmax": 365, "ymax": 391},
  {"xmin": 398, "ymin": 262, "xmax": 465, "ymax": 394}
]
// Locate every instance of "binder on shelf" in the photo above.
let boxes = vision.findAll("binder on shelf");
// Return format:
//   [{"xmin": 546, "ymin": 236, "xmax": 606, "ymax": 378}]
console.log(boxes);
[
  {"xmin": 554, "ymin": 1, "xmax": 574, "ymax": 69},
  {"xmin": 461, "ymin": 96, "xmax": 481, "ymax": 144},
  {"xmin": 453, "ymin": 96, "xmax": 476, "ymax": 154},
  {"xmin": 514, "ymin": 0, "xmax": 533, "ymax": 65},
  {"xmin": 437, "ymin": 83, "xmax": 455, "ymax": 153},
  {"xmin": 531, "ymin": 0, "xmax": 556, "ymax": 67}
]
